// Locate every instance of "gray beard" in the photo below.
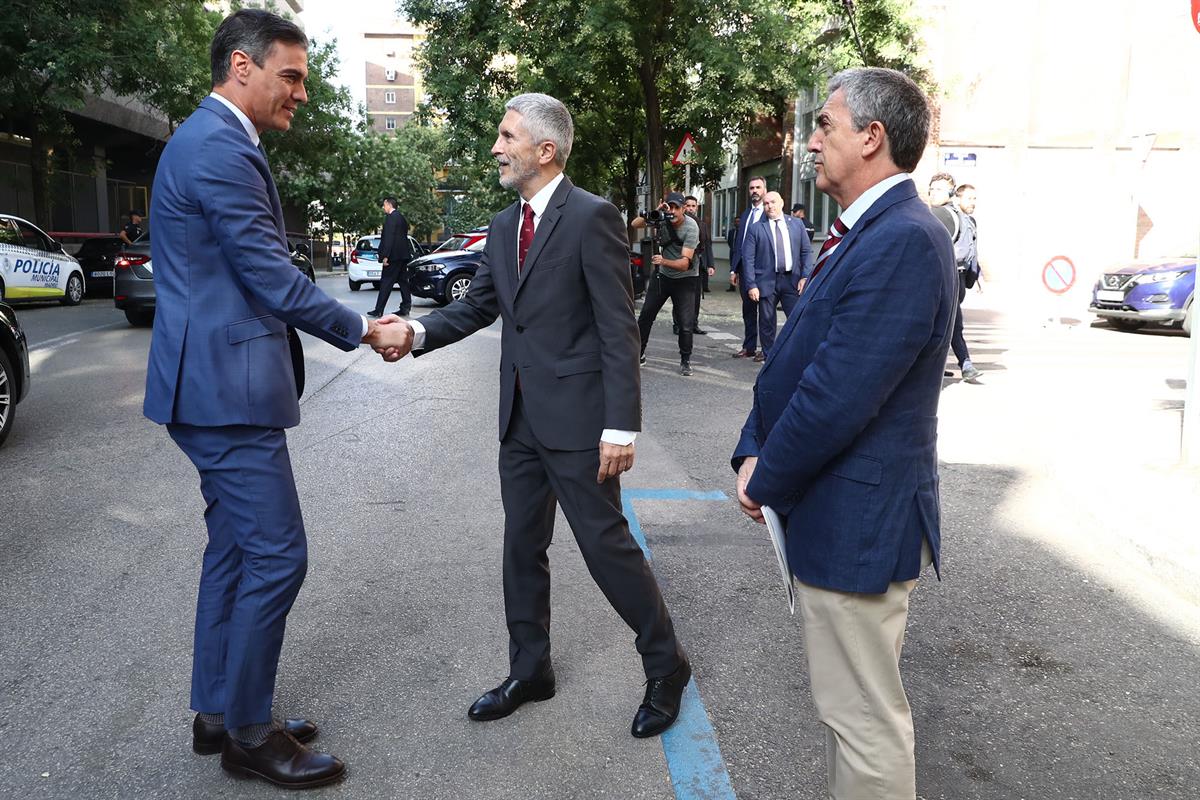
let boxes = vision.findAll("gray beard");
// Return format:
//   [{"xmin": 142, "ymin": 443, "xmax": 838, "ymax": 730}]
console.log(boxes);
[{"xmin": 499, "ymin": 161, "xmax": 539, "ymax": 192}]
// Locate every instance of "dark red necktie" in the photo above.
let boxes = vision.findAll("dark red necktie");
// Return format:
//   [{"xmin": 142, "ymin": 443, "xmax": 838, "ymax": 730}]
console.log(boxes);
[
  {"xmin": 810, "ymin": 216, "xmax": 848, "ymax": 280},
  {"xmin": 518, "ymin": 203, "xmax": 535, "ymax": 274}
]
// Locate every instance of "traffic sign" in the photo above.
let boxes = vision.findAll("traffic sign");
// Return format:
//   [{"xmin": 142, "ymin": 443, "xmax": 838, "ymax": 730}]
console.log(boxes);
[
  {"xmin": 1042, "ymin": 255, "xmax": 1076, "ymax": 294},
  {"xmin": 1193, "ymin": 0, "xmax": 1200, "ymax": 33},
  {"xmin": 672, "ymin": 133, "xmax": 699, "ymax": 166}
]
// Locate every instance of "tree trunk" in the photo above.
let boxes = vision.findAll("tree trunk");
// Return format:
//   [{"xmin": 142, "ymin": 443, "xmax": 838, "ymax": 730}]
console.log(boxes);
[
  {"xmin": 28, "ymin": 112, "xmax": 53, "ymax": 229},
  {"xmin": 637, "ymin": 55, "xmax": 664, "ymax": 208},
  {"xmin": 623, "ymin": 127, "xmax": 641, "ymax": 243}
]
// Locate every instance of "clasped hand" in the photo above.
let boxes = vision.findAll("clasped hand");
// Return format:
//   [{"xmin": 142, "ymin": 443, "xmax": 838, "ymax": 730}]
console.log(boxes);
[{"xmin": 363, "ymin": 315, "xmax": 413, "ymax": 362}]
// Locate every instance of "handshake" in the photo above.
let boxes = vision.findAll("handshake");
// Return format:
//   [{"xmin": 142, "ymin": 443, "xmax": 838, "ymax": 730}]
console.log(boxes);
[{"xmin": 362, "ymin": 315, "xmax": 414, "ymax": 362}]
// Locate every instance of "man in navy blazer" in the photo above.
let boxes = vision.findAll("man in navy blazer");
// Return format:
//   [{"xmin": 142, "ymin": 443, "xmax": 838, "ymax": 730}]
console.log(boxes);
[
  {"xmin": 732, "ymin": 68, "xmax": 956, "ymax": 800},
  {"xmin": 144, "ymin": 9, "xmax": 404, "ymax": 788},
  {"xmin": 727, "ymin": 175, "xmax": 768, "ymax": 357},
  {"xmin": 741, "ymin": 190, "xmax": 813, "ymax": 359}
]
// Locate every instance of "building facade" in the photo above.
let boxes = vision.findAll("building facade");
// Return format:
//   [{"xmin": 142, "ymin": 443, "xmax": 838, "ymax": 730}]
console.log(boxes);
[{"xmin": 362, "ymin": 22, "xmax": 426, "ymax": 133}]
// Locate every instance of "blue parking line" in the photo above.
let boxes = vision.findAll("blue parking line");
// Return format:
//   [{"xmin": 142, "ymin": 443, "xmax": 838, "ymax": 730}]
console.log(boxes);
[{"xmin": 621, "ymin": 488, "xmax": 737, "ymax": 800}]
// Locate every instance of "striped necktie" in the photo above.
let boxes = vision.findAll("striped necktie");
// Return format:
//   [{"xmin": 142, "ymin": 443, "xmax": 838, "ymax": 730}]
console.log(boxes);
[{"xmin": 811, "ymin": 216, "xmax": 849, "ymax": 279}]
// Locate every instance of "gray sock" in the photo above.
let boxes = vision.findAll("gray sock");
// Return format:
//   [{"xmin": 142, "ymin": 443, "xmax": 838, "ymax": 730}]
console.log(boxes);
[
  {"xmin": 232, "ymin": 718, "xmax": 282, "ymax": 748},
  {"xmin": 198, "ymin": 712, "xmax": 224, "ymax": 725}
]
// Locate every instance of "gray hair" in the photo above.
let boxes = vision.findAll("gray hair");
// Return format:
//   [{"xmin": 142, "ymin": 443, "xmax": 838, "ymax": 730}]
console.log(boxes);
[
  {"xmin": 505, "ymin": 93, "xmax": 574, "ymax": 168},
  {"xmin": 827, "ymin": 68, "xmax": 930, "ymax": 173}
]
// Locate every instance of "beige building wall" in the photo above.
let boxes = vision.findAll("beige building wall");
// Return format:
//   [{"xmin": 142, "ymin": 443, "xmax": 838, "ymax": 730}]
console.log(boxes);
[
  {"xmin": 363, "ymin": 23, "xmax": 425, "ymax": 134},
  {"xmin": 914, "ymin": 0, "xmax": 1200, "ymax": 300}
]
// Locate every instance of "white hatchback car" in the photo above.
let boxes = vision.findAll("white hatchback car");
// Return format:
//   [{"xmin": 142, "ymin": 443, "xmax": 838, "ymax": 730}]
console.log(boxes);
[
  {"xmin": 0, "ymin": 214, "xmax": 86, "ymax": 305},
  {"xmin": 347, "ymin": 234, "xmax": 424, "ymax": 291}
]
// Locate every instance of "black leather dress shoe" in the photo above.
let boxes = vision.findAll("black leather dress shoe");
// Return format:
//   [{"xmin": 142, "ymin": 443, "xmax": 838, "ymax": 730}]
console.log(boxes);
[
  {"xmin": 221, "ymin": 730, "xmax": 345, "ymax": 789},
  {"xmin": 468, "ymin": 670, "xmax": 556, "ymax": 721},
  {"xmin": 631, "ymin": 660, "xmax": 691, "ymax": 738},
  {"xmin": 366, "ymin": 310, "xmax": 382, "ymax": 318},
  {"xmin": 192, "ymin": 715, "xmax": 318, "ymax": 755},
  {"xmin": 391, "ymin": 307, "xmax": 411, "ymax": 316}
]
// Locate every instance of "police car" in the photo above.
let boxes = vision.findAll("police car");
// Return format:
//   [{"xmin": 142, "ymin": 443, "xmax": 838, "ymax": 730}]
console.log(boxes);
[{"xmin": 0, "ymin": 214, "xmax": 86, "ymax": 306}]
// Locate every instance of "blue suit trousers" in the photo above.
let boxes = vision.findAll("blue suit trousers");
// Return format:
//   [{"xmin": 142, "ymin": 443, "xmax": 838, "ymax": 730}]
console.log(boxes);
[
  {"xmin": 167, "ymin": 423, "xmax": 308, "ymax": 730},
  {"xmin": 759, "ymin": 273, "xmax": 802, "ymax": 354}
]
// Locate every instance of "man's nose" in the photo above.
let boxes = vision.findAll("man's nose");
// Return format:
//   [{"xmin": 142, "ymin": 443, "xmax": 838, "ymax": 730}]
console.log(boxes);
[{"xmin": 295, "ymin": 82, "xmax": 308, "ymax": 104}]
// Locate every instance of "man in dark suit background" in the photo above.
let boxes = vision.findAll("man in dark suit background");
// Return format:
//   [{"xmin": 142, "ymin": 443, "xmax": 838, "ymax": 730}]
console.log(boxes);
[
  {"xmin": 369, "ymin": 196, "xmax": 413, "ymax": 317},
  {"xmin": 728, "ymin": 175, "xmax": 767, "ymax": 357},
  {"xmin": 374, "ymin": 93, "xmax": 690, "ymax": 739},
  {"xmin": 732, "ymin": 68, "xmax": 956, "ymax": 799},
  {"xmin": 144, "ymin": 9, "xmax": 405, "ymax": 789},
  {"xmin": 741, "ymin": 190, "xmax": 813, "ymax": 360},
  {"xmin": 790, "ymin": 202, "xmax": 816, "ymax": 241}
]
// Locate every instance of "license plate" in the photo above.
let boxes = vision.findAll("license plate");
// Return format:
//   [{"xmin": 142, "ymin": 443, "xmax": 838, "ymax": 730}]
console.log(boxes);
[
  {"xmin": 367, "ymin": 270, "xmax": 381, "ymax": 277},
  {"xmin": 92, "ymin": 270, "xmax": 114, "ymax": 278},
  {"xmin": 1097, "ymin": 289, "xmax": 1124, "ymax": 302}
]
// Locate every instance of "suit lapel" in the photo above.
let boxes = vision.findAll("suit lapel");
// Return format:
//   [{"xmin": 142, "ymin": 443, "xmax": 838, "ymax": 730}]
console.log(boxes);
[
  {"xmin": 493, "ymin": 202, "xmax": 520, "ymax": 306},
  {"xmin": 515, "ymin": 176, "xmax": 572, "ymax": 296}
]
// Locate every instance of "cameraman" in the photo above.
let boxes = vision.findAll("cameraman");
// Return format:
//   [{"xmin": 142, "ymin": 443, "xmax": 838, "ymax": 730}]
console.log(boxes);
[{"xmin": 632, "ymin": 192, "xmax": 701, "ymax": 377}]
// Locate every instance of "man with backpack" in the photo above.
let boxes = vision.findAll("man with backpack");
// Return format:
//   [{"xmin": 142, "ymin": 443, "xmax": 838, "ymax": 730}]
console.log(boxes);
[{"xmin": 930, "ymin": 174, "xmax": 982, "ymax": 381}]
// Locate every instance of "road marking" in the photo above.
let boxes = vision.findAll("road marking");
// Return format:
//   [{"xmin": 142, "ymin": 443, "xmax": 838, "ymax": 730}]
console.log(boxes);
[
  {"xmin": 30, "ymin": 321, "xmax": 126, "ymax": 352},
  {"xmin": 705, "ymin": 331, "xmax": 738, "ymax": 341},
  {"xmin": 622, "ymin": 487, "xmax": 737, "ymax": 800}
]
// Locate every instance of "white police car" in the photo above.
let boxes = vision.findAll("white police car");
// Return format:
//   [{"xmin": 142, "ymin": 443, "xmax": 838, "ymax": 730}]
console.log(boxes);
[{"xmin": 0, "ymin": 214, "xmax": 86, "ymax": 306}]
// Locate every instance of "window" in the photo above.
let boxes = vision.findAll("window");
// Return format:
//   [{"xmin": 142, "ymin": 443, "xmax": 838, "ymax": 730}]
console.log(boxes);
[
  {"xmin": 385, "ymin": 69, "xmax": 396, "ymax": 81},
  {"xmin": 14, "ymin": 220, "xmax": 51, "ymax": 252},
  {"xmin": 0, "ymin": 220, "xmax": 20, "ymax": 247},
  {"xmin": 384, "ymin": 91, "xmax": 396, "ymax": 104},
  {"xmin": 385, "ymin": 117, "xmax": 397, "ymax": 131}
]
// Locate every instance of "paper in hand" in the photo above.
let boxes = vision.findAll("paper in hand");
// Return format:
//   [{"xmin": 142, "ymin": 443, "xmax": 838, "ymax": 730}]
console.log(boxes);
[{"xmin": 762, "ymin": 505, "xmax": 795, "ymax": 615}]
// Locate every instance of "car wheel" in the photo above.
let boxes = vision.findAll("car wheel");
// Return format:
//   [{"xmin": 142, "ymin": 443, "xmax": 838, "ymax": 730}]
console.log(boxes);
[
  {"xmin": 443, "ymin": 273, "xmax": 472, "ymax": 305},
  {"xmin": 125, "ymin": 308, "xmax": 154, "ymax": 327},
  {"xmin": 1108, "ymin": 318, "xmax": 1145, "ymax": 332},
  {"xmin": 0, "ymin": 278, "xmax": 5, "ymax": 302},
  {"xmin": 61, "ymin": 273, "xmax": 84, "ymax": 306},
  {"xmin": 349, "ymin": 279, "xmax": 362, "ymax": 291},
  {"xmin": 0, "ymin": 347, "xmax": 15, "ymax": 448}
]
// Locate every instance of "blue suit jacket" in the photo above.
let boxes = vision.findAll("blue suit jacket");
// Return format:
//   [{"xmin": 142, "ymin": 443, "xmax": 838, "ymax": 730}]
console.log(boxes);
[
  {"xmin": 741, "ymin": 215, "xmax": 814, "ymax": 294},
  {"xmin": 144, "ymin": 97, "xmax": 363, "ymax": 429},
  {"xmin": 728, "ymin": 205, "xmax": 764, "ymax": 277},
  {"xmin": 732, "ymin": 179, "xmax": 957, "ymax": 593}
]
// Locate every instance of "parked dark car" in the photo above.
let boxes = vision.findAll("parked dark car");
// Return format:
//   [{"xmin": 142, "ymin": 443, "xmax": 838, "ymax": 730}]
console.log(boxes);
[
  {"xmin": 407, "ymin": 235, "xmax": 486, "ymax": 306},
  {"xmin": 114, "ymin": 239, "xmax": 318, "ymax": 327},
  {"xmin": 74, "ymin": 236, "xmax": 125, "ymax": 297},
  {"xmin": 1090, "ymin": 258, "xmax": 1194, "ymax": 336},
  {"xmin": 0, "ymin": 302, "xmax": 31, "ymax": 447}
]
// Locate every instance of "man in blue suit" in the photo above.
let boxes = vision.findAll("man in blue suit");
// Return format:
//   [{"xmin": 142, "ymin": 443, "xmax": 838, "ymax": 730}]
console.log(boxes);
[
  {"xmin": 728, "ymin": 175, "xmax": 767, "ymax": 358},
  {"xmin": 144, "ymin": 9, "xmax": 405, "ymax": 788},
  {"xmin": 741, "ymin": 190, "xmax": 813, "ymax": 360},
  {"xmin": 732, "ymin": 68, "xmax": 956, "ymax": 800}
]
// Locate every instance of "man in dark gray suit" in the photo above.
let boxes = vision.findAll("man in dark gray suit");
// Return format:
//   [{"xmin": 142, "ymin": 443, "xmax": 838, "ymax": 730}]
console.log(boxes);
[
  {"xmin": 369, "ymin": 196, "xmax": 413, "ymax": 317},
  {"xmin": 373, "ymin": 93, "xmax": 690, "ymax": 739}
]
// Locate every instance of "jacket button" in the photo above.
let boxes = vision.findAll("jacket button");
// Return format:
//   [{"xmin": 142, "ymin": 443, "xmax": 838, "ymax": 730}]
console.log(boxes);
[{"xmin": 515, "ymin": 325, "xmax": 525, "ymax": 333}]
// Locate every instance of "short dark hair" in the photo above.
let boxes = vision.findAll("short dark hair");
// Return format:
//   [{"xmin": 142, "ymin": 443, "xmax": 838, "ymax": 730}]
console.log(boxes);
[
  {"xmin": 211, "ymin": 9, "xmax": 308, "ymax": 88},
  {"xmin": 791, "ymin": 203, "xmax": 805, "ymax": 213},
  {"xmin": 828, "ymin": 68, "xmax": 931, "ymax": 173},
  {"xmin": 748, "ymin": 176, "xmax": 767, "ymax": 188},
  {"xmin": 382, "ymin": 196, "xmax": 398, "ymax": 209},
  {"xmin": 684, "ymin": 195, "xmax": 699, "ymax": 204},
  {"xmin": 929, "ymin": 172, "xmax": 955, "ymax": 187},
  {"xmin": 954, "ymin": 183, "xmax": 975, "ymax": 196}
]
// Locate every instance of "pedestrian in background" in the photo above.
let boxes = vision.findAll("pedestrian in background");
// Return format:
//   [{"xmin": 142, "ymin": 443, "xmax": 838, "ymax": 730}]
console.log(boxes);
[
  {"xmin": 369, "ymin": 196, "xmax": 413, "ymax": 318},
  {"xmin": 675, "ymin": 194, "xmax": 714, "ymax": 336},
  {"xmin": 733, "ymin": 67, "xmax": 956, "ymax": 800},
  {"xmin": 633, "ymin": 192, "xmax": 702, "ymax": 376},
  {"xmin": 120, "ymin": 209, "xmax": 144, "ymax": 245},
  {"xmin": 929, "ymin": 173, "xmax": 981, "ymax": 381},
  {"xmin": 741, "ymin": 191, "xmax": 812, "ymax": 361},
  {"xmin": 790, "ymin": 202, "xmax": 815, "ymax": 241},
  {"xmin": 729, "ymin": 176, "xmax": 767, "ymax": 357},
  {"xmin": 725, "ymin": 214, "xmax": 740, "ymax": 291}
]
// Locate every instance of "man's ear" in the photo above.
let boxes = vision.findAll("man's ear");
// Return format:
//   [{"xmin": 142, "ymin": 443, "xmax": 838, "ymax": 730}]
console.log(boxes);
[
  {"xmin": 229, "ymin": 50, "xmax": 253, "ymax": 84},
  {"xmin": 538, "ymin": 140, "xmax": 557, "ymax": 167},
  {"xmin": 861, "ymin": 120, "xmax": 887, "ymax": 160}
]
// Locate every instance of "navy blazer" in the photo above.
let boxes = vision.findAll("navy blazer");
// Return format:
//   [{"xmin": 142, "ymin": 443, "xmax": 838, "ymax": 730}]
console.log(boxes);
[
  {"xmin": 732, "ymin": 179, "xmax": 957, "ymax": 593},
  {"xmin": 144, "ymin": 97, "xmax": 363, "ymax": 429},
  {"xmin": 728, "ymin": 204, "xmax": 765, "ymax": 276},
  {"xmin": 741, "ymin": 215, "xmax": 814, "ymax": 294}
]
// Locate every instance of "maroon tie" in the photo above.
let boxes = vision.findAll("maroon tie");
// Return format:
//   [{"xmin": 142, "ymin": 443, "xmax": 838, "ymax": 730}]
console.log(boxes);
[
  {"xmin": 518, "ymin": 203, "xmax": 535, "ymax": 274},
  {"xmin": 810, "ymin": 216, "xmax": 849, "ymax": 280}
]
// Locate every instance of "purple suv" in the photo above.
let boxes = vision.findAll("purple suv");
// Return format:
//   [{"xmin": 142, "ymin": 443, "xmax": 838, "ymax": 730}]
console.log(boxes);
[{"xmin": 1090, "ymin": 259, "xmax": 1194, "ymax": 336}]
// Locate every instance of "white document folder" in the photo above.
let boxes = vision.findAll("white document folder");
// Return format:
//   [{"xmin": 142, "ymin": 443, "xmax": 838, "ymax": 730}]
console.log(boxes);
[{"xmin": 762, "ymin": 506, "xmax": 795, "ymax": 615}]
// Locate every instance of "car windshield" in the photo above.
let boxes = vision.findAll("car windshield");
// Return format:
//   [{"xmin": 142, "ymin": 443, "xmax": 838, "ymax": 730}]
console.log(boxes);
[
  {"xmin": 466, "ymin": 237, "xmax": 486, "ymax": 252},
  {"xmin": 357, "ymin": 239, "xmax": 377, "ymax": 252},
  {"xmin": 435, "ymin": 236, "xmax": 470, "ymax": 252}
]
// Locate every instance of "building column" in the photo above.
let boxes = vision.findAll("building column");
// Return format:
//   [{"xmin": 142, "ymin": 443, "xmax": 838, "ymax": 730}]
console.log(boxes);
[{"xmin": 93, "ymin": 145, "xmax": 110, "ymax": 232}]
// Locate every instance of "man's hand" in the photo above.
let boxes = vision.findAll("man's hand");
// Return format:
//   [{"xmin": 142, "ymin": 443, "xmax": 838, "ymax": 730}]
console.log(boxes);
[
  {"xmin": 748, "ymin": 287, "xmax": 760, "ymax": 302},
  {"xmin": 365, "ymin": 314, "xmax": 413, "ymax": 362},
  {"xmin": 597, "ymin": 441, "xmax": 635, "ymax": 483},
  {"xmin": 736, "ymin": 456, "xmax": 764, "ymax": 523},
  {"xmin": 797, "ymin": 277, "xmax": 807, "ymax": 293},
  {"xmin": 382, "ymin": 257, "xmax": 389, "ymax": 267},
  {"xmin": 707, "ymin": 267, "xmax": 715, "ymax": 277},
  {"xmin": 730, "ymin": 272, "xmax": 738, "ymax": 287}
]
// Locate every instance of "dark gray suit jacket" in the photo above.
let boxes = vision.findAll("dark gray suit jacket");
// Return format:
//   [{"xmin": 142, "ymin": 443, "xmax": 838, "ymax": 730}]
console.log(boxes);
[
  {"xmin": 379, "ymin": 209, "xmax": 412, "ymax": 265},
  {"xmin": 415, "ymin": 176, "xmax": 641, "ymax": 451}
]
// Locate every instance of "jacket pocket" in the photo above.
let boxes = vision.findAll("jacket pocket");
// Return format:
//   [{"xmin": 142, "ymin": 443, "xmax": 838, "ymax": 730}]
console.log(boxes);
[
  {"xmin": 555, "ymin": 352, "xmax": 601, "ymax": 377},
  {"xmin": 228, "ymin": 315, "xmax": 285, "ymax": 344},
  {"xmin": 829, "ymin": 453, "xmax": 883, "ymax": 485}
]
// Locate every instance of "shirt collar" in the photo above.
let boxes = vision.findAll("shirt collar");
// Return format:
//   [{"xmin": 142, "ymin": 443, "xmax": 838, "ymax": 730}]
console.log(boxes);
[
  {"xmin": 209, "ymin": 92, "xmax": 260, "ymax": 146},
  {"xmin": 838, "ymin": 172, "xmax": 910, "ymax": 231},
  {"xmin": 523, "ymin": 172, "xmax": 565, "ymax": 218}
]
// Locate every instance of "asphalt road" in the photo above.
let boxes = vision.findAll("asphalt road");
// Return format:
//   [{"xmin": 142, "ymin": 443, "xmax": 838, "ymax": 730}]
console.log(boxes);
[{"xmin": 1, "ymin": 277, "xmax": 1197, "ymax": 799}]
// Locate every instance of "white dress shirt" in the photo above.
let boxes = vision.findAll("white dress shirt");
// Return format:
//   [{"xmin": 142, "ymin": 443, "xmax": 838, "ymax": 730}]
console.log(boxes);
[
  {"xmin": 771, "ymin": 217, "xmax": 794, "ymax": 273},
  {"xmin": 209, "ymin": 93, "xmax": 369, "ymax": 340}
]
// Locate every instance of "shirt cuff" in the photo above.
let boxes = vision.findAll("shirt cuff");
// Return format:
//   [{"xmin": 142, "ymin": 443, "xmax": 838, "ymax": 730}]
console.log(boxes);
[
  {"xmin": 409, "ymin": 318, "xmax": 427, "ymax": 350},
  {"xmin": 601, "ymin": 429, "xmax": 637, "ymax": 446},
  {"xmin": 360, "ymin": 315, "xmax": 369, "ymax": 339}
]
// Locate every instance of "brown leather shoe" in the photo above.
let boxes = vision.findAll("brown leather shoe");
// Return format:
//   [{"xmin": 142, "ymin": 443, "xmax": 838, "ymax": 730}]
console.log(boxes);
[
  {"xmin": 221, "ymin": 730, "xmax": 345, "ymax": 789},
  {"xmin": 731, "ymin": 349, "xmax": 753, "ymax": 358},
  {"xmin": 192, "ymin": 714, "xmax": 317, "ymax": 755},
  {"xmin": 752, "ymin": 351, "xmax": 766, "ymax": 362}
]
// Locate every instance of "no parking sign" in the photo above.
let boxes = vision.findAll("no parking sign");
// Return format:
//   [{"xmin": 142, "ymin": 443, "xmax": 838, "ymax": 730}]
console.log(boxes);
[{"xmin": 1042, "ymin": 255, "xmax": 1076, "ymax": 295}]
